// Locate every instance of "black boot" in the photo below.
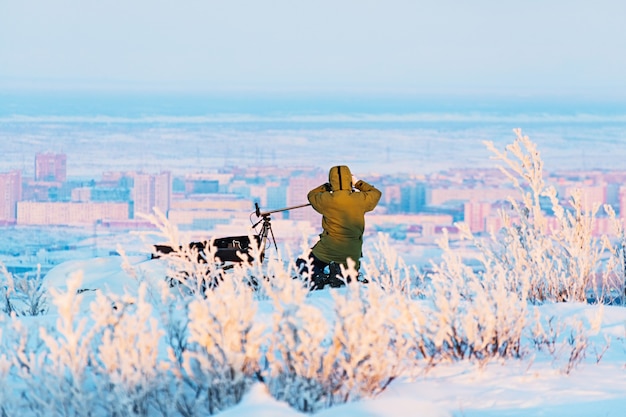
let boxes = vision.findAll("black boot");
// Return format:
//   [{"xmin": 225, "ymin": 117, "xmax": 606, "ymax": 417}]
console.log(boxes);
[
  {"xmin": 310, "ymin": 272, "xmax": 328, "ymax": 290},
  {"xmin": 327, "ymin": 262, "xmax": 345, "ymax": 288}
]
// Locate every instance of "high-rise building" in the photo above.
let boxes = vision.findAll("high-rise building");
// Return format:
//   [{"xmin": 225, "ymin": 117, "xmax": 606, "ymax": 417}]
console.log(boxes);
[
  {"xmin": 132, "ymin": 173, "xmax": 153, "ymax": 218},
  {"xmin": 0, "ymin": 170, "xmax": 22, "ymax": 222},
  {"xmin": 132, "ymin": 171, "xmax": 171, "ymax": 218},
  {"xmin": 619, "ymin": 186, "xmax": 626, "ymax": 220},
  {"xmin": 267, "ymin": 184, "xmax": 287, "ymax": 212},
  {"xmin": 464, "ymin": 200, "xmax": 492, "ymax": 234},
  {"xmin": 400, "ymin": 183, "xmax": 427, "ymax": 213},
  {"xmin": 35, "ymin": 153, "xmax": 67, "ymax": 182},
  {"xmin": 154, "ymin": 171, "xmax": 172, "ymax": 216}
]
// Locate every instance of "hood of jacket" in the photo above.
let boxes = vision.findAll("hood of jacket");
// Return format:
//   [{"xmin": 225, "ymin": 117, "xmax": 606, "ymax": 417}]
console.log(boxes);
[{"xmin": 328, "ymin": 165, "xmax": 352, "ymax": 191}]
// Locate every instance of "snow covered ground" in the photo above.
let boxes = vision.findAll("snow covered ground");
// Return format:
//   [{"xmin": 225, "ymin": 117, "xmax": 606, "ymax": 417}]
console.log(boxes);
[{"xmin": 37, "ymin": 253, "xmax": 626, "ymax": 417}]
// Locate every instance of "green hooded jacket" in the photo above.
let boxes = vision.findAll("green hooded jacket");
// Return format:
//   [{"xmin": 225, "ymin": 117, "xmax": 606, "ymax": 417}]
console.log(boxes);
[{"xmin": 307, "ymin": 165, "xmax": 381, "ymax": 269}]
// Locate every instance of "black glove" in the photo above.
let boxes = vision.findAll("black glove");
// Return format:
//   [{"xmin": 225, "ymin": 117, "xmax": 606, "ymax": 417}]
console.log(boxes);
[{"xmin": 324, "ymin": 182, "xmax": 332, "ymax": 191}]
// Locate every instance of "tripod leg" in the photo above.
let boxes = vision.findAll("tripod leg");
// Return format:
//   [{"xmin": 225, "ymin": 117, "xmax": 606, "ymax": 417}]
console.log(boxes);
[{"xmin": 268, "ymin": 221, "xmax": 278, "ymax": 252}]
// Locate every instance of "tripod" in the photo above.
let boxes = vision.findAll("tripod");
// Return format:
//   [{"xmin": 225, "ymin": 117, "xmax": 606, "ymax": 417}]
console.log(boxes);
[{"xmin": 252, "ymin": 202, "xmax": 311, "ymax": 259}]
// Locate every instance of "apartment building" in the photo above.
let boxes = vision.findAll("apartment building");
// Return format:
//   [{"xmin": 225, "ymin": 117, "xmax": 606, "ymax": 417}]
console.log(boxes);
[
  {"xmin": 286, "ymin": 175, "xmax": 325, "ymax": 224},
  {"xmin": 17, "ymin": 201, "xmax": 129, "ymax": 226},
  {"xmin": 0, "ymin": 170, "xmax": 22, "ymax": 222},
  {"xmin": 168, "ymin": 195, "xmax": 250, "ymax": 230},
  {"xmin": 464, "ymin": 200, "xmax": 492, "ymax": 234},
  {"xmin": 132, "ymin": 171, "xmax": 171, "ymax": 218},
  {"xmin": 35, "ymin": 152, "xmax": 67, "ymax": 182}
]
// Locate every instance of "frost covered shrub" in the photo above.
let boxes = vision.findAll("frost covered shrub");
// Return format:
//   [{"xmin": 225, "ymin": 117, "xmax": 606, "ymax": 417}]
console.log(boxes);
[
  {"xmin": 19, "ymin": 272, "xmax": 99, "ymax": 417},
  {"xmin": 413, "ymin": 130, "xmax": 622, "ymax": 367},
  {"xmin": 261, "ymin": 274, "xmax": 330, "ymax": 412},
  {"xmin": 326, "ymin": 272, "xmax": 404, "ymax": 396},
  {"xmin": 0, "ymin": 262, "xmax": 15, "ymax": 314},
  {"xmin": 139, "ymin": 210, "xmax": 228, "ymax": 295},
  {"xmin": 423, "ymin": 230, "xmax": 528, "ymax": 364},
  {"xmin": 262, "ymin": 260, "xmax": 405, "ymax": 413},
  {"xmin": 89, "ymin": 284, "xmax": 168, "ymax": 417},
  {"xmin": 479, "ymin": 129, "xmax": 620, "ymax": 304},
  {"xmin": 0, "ymin": 318, "xmax": 34, "ymax": 415},
  {"xmin": 9, "ymin": 247, "xmax": 264, "ymax": 417},
  {"xmin": 410, "ymin": 130, "xmax": 623, "ymax": 370},
  {"xmin": 14, "ymin": 267, "xmax": 48, "ymax": 316},
  {"xmin": 361, "ymin": 232, "xmax": 420, "ymax": 294},
  {"xmin": 589, "ymin": 209, "xmax": 626, "ymax": 305},
  {"xmin": 170, "ymin": 276, "xmax": 265, "ymax": 416},
  {"xmin": 528, "ymin": 307, "xmax": 607, "ymax": 374},
  {"xmin": 0, "ymin": 261, "xmax": 48, "ymax": 316},
  {"xmin": 13, "ymin": 272, "xmax": 172, "ymax": 417},
  {"xmin": 128, "ymin": 211, "xmax": 271, "ymax": 415}
]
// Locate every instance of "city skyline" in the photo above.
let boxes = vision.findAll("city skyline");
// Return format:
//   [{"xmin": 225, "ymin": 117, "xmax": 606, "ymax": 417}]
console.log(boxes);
[{"xmin": 3, "ymin": 150, "xmax": 626, "ymax": 241}]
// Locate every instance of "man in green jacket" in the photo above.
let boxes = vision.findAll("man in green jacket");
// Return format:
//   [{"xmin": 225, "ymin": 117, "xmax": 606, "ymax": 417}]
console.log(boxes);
[{"xmin": 298, "ymin": 165, "xmax": 381, "ymax": 288}]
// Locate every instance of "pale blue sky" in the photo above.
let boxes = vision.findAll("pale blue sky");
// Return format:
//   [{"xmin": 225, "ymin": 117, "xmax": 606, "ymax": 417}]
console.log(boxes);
[{"xmin": 1, "ymin": 0, "xmax": 625, "ymax": 98}]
